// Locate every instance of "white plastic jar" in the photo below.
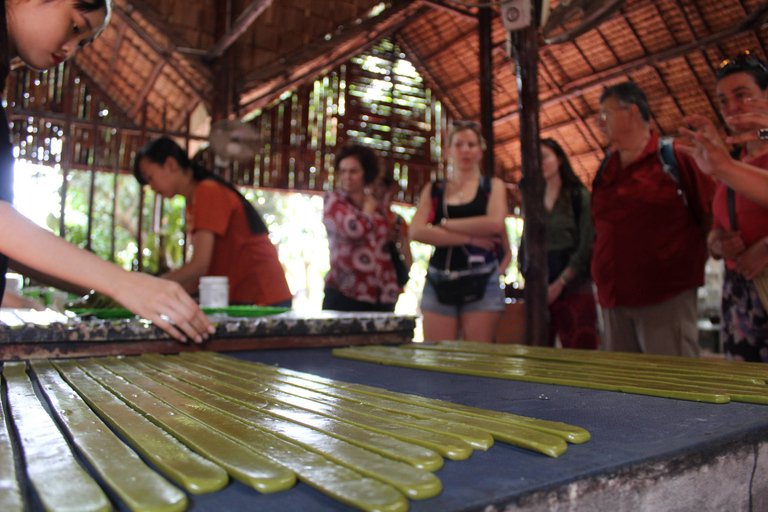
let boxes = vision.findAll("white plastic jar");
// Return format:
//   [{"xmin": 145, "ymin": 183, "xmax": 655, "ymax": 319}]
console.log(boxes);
[{"xmin": 199, "ymin": 276, "xmax": 229, "ymax": 308}]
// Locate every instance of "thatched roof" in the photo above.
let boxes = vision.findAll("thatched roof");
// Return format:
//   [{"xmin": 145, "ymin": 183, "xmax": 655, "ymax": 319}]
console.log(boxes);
[{"xmin": 39, "ymin": 0, "xmax": 768, "ymax": 191}]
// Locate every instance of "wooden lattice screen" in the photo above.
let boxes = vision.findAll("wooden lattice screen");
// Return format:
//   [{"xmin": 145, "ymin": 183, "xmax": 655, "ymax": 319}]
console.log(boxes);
[{"xmin": 232, "ymin": 39, "xmax": 450, "ymax": 204}]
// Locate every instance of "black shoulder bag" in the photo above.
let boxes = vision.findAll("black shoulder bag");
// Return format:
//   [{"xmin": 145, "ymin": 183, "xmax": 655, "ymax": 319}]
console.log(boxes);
[{"xmin": 388, "ymin": 214, "xmax": 410, "ymax": 288}]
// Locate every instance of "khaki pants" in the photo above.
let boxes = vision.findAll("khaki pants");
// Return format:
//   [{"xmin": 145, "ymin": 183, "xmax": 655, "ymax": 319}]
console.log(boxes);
[{"xmin": 600, "ymin": 288, "xmax": 700, "ymax": 357}]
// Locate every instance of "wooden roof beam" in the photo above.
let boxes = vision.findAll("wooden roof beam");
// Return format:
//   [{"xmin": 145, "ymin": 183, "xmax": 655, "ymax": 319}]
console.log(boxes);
[
  {"xmin": 238, "ymin": 1, "xmax": 427, "ymax": 111},
  {"xmin": 207, "ymin": 0, "xmax": 274, "ymax": 61},
  {"xmin": 493, "ymin": 0, "xmax": 768, "ymax": 125},
  {"xmin": 129, "ymin": 60, "xmax": 166, "ymax": 118},
  {"xmin": 114, "ymin": 5, "xmax": 211, "ymax": 108},
  {"xmin": 421, "ymin": 0, "xmax": 476, "ymax": 21}
]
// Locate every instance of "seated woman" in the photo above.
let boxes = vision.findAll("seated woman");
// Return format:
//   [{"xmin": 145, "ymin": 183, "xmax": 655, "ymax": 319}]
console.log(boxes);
[
  {"xmin": 323, "ymin": 145, "xmax": 399, "ymax": 312},
  {"xmin": 133, "ymin": 137, "xmax": 292, "ymax": 307}
]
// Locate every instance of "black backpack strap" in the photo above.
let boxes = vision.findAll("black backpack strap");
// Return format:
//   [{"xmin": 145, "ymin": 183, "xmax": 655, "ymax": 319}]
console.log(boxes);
[
  {"xmin": 657, "ymin": 136, "xmax": 704, "ymax": 226},
  {"xmin": 592, "ymin": 150, "xmax": 614, "ymax": 188},
  {"xmin": 658, "ymin": 136, "xmax": 687, "ymax": 205},
  {"xmin": 431, "ymin": 179, "xmax": 445, "ymax": 199},
  {"xmin": 727, "ymin": 187, "xmax": 737, "ymax": 231},
  {"xmin": 480, "ymin": 175, "xmax": 492, "ymax": 196},
  {"xmin": 570, "ymin": 185, "xmax": 582, "ymax": 226}
]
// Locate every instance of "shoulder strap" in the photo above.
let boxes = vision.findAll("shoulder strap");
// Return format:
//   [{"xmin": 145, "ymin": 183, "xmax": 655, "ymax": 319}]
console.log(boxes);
[
  {"xmin": 480, "ymin": 176, "xmax": 492, "ymax": 195},
  {"xmin": 431, "ymin": 179, "xmax": 445, "ymax": 199},
  {"xmin": 727, "ymin": 187, "xmax": 737, "ymax": 231},
  {"xmin": 658, "ymin": 136, "xmax": 683, "ymax": 193},
  {"xmin": 658, "ymin": 136, "xmax": 702, "ymax": 226},
  {"xmin": 570, "ymin": 185, "xmax": 582, "ymax": 225},
  {"xmin": 592, "ymin": 150, "xmax": 614, "ymax": 188}
]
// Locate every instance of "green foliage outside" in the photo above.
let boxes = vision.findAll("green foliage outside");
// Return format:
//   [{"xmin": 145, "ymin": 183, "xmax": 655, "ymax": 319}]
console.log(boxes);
[{"xmin": 48, "ymin": 172, "xmax": 524, "ymax": 313}]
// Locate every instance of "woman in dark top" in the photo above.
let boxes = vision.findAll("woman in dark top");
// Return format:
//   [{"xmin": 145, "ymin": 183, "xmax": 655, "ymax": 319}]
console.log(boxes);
[
  {"xmin": 539, "ymin": 138, "xmax": 600, "ymax": 349},
  {"xmin": 0, "ymin": 0, "xmax": 213, "ymax": 343},
  {"xmin": 411, "ymin": 121, "xmax": 508, "ymax": 342}
]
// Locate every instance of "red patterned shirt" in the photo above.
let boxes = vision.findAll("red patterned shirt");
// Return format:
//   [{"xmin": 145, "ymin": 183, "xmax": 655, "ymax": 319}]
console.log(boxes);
[{"xmin": 323, "ymin": 190, "xmax": 398, "ymax": 305}]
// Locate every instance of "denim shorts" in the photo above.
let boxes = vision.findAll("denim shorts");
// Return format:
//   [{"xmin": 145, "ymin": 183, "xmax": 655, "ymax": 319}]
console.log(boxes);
[{"xmin": 421, "ymin": 267, "xmax": 506, "ymax": 318}]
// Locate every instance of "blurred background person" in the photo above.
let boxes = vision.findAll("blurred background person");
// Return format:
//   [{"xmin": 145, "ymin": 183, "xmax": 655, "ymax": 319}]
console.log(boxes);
[
  {"xmin": 591, "ymin": 82, "xmax": 714, "ymax": 357},
  {"xmin": 411, "ymin": 121, "xmax": 507, "ymax": 342},
  {"xmin": 134, "ymin": 137, "xmax": 292, "ymax": 307},
  {"xmin": 539, "ymin": 138, "xmax": 600, "ymax": 349},
  {"xmin": 323, "ymin": 145, "xmax": 399, "ymax": 312},
  {"xmin": 704, "ymin": 53, "xmax": 768, "ymax": 362}
]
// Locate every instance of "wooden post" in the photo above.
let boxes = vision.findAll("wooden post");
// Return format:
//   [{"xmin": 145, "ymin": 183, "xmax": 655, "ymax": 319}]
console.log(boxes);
[
  {"xmin": 510, "ymin": 3, "xmax": 548, "ymax": 346},
  {"xmin": 478, "ymin": 6, "xmax": 494, "ymax": 177}
]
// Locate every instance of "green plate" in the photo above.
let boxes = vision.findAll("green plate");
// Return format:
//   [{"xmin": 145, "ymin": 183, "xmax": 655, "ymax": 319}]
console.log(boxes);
[{"xmin": 70, "ymin": 306, "xmax": 290, "ymax": 320}]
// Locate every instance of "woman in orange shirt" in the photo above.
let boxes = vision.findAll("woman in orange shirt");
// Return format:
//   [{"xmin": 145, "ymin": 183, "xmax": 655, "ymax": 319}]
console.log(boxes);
[{"xmin": 134, "ymin": 137, "xmax": 292, "ymax": 307}]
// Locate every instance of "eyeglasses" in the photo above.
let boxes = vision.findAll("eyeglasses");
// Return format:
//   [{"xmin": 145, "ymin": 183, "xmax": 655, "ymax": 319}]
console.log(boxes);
[
  {"xmin": 719, "ymin": 51, "xmax": 768, "ymax": 73},
  {"xmin": 597, "ymin": 104, "xmax": 630, "ymax": 121}
]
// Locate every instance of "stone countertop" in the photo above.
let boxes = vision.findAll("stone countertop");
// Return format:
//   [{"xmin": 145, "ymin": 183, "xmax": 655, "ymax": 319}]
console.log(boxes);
[{"xmin": 0, "ymin": 310, "xmax": 417, "ymax": 344}]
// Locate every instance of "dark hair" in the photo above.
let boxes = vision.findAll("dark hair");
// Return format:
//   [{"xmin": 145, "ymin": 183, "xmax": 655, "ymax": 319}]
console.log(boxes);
[
  {"xmin": 133, "ymin": 136, "xmax": 267, "ymax": 234},
  {"xmin": 335, "ymin": 145, "xmax": 379, "ymax": 185},
  {"xmin": 73, "ymin": 0, "xmax": 112, "ymax": 42},
  {"xmin": 600, "ymin": 82, "xmax": 651, "ymax": 123},
  {"xmin": 541, "ymin": 138, "xmax": 584, "ymax": 189},
  {"xmin": 716, "ymin": 52, "xmax": 768, "ymax": 90}
]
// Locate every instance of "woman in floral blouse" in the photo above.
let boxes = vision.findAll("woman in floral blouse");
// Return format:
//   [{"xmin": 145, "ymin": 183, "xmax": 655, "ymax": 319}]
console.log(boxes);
[{"xmin": 322, "ymin": 145, "xmax": 399, "ymax": 311}]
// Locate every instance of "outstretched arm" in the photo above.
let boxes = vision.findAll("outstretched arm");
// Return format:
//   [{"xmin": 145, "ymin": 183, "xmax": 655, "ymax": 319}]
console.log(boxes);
[
  {"xmin": 680, "ymin": 114, "xmax": 768, "ymax": 208},
  {"xmin": 0, "ymin": 202, "xmax": 214, "ymax": 343}
]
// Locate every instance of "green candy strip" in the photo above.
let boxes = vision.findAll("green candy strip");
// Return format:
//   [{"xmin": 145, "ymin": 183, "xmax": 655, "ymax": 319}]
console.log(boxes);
[
  {"xmin": 184, "ymin": 354, "xmax": 567, "ymax": 458},
  {"xmin": 3, "ymin": 362, "xmax": 112, "ymax": 512},
  {"xmin": 52, "ymin": 360, "xmax": 229, "ymax": 494},
  {"xmin": 424, "ymin": 342, "xmax": 768, "ymax": 380},
  {"xmin": 173, "ymin": 354, "xmax": 474, "ymax": 460},
  {"xmin": 197, "ymin": 352, "xmax": 591, "ymax": 445},
  {"xmin": 121, "ymin": 357, "xmax": 441, "ymax": 501},
  {"xmin": 29, "ymin": 360, "xmax": 188, "ymax": 512},
  {"xmin": 332, "ymin": 346, "xmax": 732, "ymax": 404},
  {"xmin": 72, "ymin": 359, "xmax": 297, "ymax": 494},
  {"xmin": 0, "ymin": 364, "xmax": 23, "ymax": 512},
  {"xmin": 139, "ymin": 354, "xmax": 444, "ymax": 472},
  {"xmin": 96, "ymin": 358, "xmax": 410, "ymax": 512},
  {"xmin": 182, "ymin": 353, "xmax": 494, "ymax": 451}
]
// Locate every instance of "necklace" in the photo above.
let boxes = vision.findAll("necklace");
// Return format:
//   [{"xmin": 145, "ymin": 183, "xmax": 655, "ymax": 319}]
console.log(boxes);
[{"xmin": 457, "ymin": 190, "xmax": 463, "ymax": 199}]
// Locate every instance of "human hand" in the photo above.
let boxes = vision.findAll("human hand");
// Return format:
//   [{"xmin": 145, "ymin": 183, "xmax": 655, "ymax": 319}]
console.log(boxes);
[
  {"xmin": 709, "ymin": 230, "xmax": 747, "ymax": 260},
  {"xmin": 467, "ymin": 234, "xmax": 498, "ymax": 251},
  {"xmin": 724, "ymin": 98, "xmax": 768, "ymax": 144},
  {"xmin": 735, "ymin": 238, "xmax": 768, "ymax": 280},
  {"xmin": 547, "ymin": 279, "xmax": 564, "ymax": 305},
  {"xmin": 111, "ymin": 272, "xmax": 215, "ymax": 343},
  {"xmin": 679, "ymin": 115, "xmax": 733, "ymax": 176},
  {"xmin": 362, "ymin": 194, "xmax": 378, "ymax": 216},
  {"xmin": 387, "ymin": 220, "xmax": 403, "ymax": 243}
]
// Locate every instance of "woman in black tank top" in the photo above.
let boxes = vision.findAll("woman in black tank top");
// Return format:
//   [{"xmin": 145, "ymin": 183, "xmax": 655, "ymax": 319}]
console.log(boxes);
[{"xmin": 410, "ymin": 121, "xmax": 510, "ymax": 342}]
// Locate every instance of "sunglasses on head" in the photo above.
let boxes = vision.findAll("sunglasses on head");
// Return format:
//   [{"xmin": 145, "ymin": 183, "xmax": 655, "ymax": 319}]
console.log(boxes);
[
  {"xmin": 719, "ymin": 51, "xmax": 768, "ymax": 73},
  {"xmin": 452, "ymin": 120, "xmax": 481, "ymax": 130}
]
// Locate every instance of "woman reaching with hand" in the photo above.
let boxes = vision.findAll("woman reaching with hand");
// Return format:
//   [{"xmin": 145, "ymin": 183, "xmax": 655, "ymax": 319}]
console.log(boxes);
[
  {"xmin": 134, "ymin": 137, "xmax": 292, "ymax": 308},
  {"xmin": 0, "ymin": 0, "xmax": 214, "ymax": 342},
  {"xmin": 685, "ymin": 53, "xmax": 768, "ymax": 362}
]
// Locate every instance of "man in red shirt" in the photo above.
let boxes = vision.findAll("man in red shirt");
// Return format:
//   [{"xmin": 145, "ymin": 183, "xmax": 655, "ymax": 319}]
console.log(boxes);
[{"xmin": 591, "ymin": 82, "xmax": 715, "ymax": 357}]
